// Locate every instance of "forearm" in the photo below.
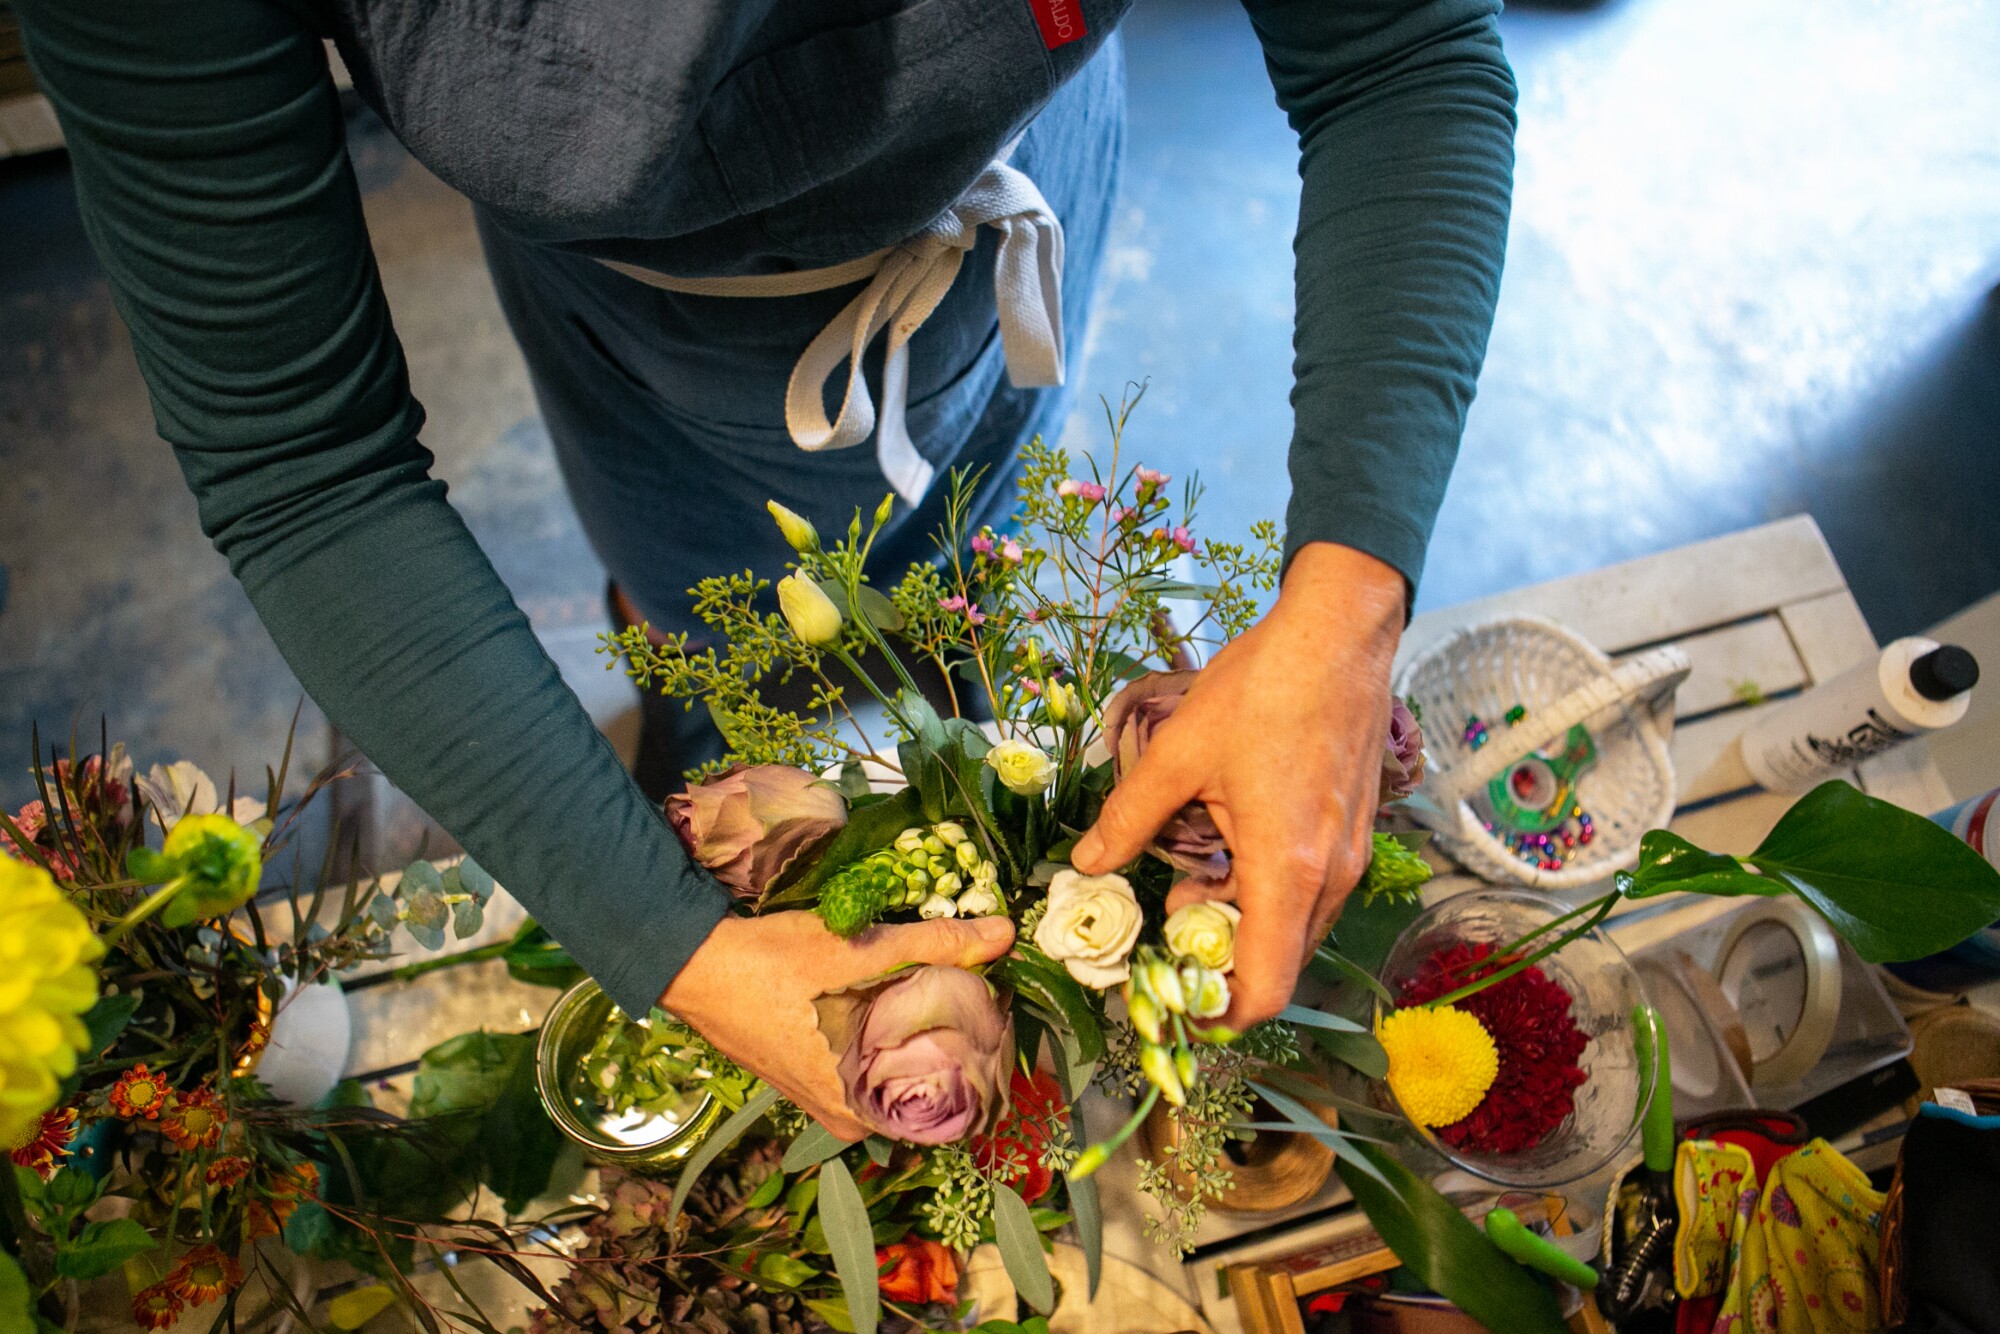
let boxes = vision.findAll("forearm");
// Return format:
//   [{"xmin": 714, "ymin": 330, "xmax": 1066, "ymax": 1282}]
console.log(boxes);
[{"xmin": 1247, "ymin": 0, "xmax": 1517, "ymax": 594}]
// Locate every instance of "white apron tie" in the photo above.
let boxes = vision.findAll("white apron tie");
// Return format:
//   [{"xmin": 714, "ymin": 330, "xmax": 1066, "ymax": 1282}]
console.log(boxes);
[{"xmin": 599, "ymin": 155, "xmax": 1066, "ymax": 505}]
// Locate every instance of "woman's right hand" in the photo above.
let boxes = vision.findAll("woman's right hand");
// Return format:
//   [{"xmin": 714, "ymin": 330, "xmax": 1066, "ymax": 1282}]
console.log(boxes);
[{"xmin": 660, "ymin": 910, "xmax": 1015, "ymax": 1140}]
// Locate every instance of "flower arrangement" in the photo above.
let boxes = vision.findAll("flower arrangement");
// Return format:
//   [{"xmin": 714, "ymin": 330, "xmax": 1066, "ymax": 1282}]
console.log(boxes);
[
  {"xmin": 0, "ymin": 732, "xmax": 520, "ymax": 1332},
  {"xmin": 598, "ymin": 394, "xmax": 2000, "ymax": 1334}
]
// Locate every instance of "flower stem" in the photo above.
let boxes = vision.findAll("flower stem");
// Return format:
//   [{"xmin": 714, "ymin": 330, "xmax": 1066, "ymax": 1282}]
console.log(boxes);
[
  {"xmin": 1069, "ymin": 1086, "xmax": 1161, "ymax": 1180},
  {"xmin": 1421, "ymin": 890, "xmax": 1623, "ymax": 1011},
  {"xmin": 101, "ymin": 875, "xmax": 188, "ymax": 948}
]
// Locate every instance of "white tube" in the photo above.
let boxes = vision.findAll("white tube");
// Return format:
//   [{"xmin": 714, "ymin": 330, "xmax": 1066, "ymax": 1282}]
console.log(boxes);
[{"xmin": 1738, "ymin": 637, "xmax": 1976, "ymax": 793}]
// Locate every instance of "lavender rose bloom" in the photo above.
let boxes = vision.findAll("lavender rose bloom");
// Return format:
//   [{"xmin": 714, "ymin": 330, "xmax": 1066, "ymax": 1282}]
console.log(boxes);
[
  {"xmin": 1102, "ymin": 670, "xmax": 1231, "ymax": 881},
  {"xmin": 1103, "ymin": 672, "xmax": 1429, "ymax": 880},
  {"xmin": 815, "ymin": 965, "xmax": 1012, "ymax": 1145},
  {"xmin": 665, "ymin": 765, "xmax": 846, "ymax": 899},
  {"xmin": 1380, "ymin": 696, "xmax": 1426, "ymax": 806}
]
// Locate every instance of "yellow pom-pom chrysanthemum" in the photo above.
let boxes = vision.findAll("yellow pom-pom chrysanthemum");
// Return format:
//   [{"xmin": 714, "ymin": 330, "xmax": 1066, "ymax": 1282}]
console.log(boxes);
[
  {"xmin": 1377, "ymin": 1004, "xmax": 1499, "ymax": 1129},
  {"xmin": 0, "ymin": 855, "xmax": 104, "ymax": 1149}
]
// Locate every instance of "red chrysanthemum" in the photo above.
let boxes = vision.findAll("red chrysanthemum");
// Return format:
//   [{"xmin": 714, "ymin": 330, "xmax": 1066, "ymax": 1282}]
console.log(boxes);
[
  {"xmin": 1399, "ymin": 942, "xmax": 1588, "ymax": 1155},
  {"xmin": 205, "ymin": 1155, "xmax": 251, "ymax": 1188},
  {"xmin": 166, "ymin": 1244, "xmax": 244, "ymax": 1306},
  {"xmin": 161, "ymin": 1088, "xmax": 226, "ymax": 1151},
  {"xmin": 8, "ymin": 1106, "xmax": 78, "ymax": 1179},
  {"xmin": 132, "ymin": 1282, "xmax": 185, "ymax": 1331},
  {"xmin": 109, "ymin": 1064, "xmax": 173, "ymax": 1121},
  {"xmin": 971, "ymin": 1070, "xmax": 1066, "ymax": 1204}
]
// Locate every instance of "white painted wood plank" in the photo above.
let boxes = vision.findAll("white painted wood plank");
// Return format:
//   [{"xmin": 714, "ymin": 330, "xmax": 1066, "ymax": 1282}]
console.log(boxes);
[
  {"xmin": 1779, "ymin": 589, "xmax": 1878, "ymax": 681},
  {"xmin": 1400, "ymin": 515, "xmax": 1844, "ymax": 665},
  {"xmin": 1667, "ymin": 789, "xmax": 1795, "ymax": 857},
  {"xmin": 1626, "ymin": 615, "xmax": 1807, "ymax": 719},
  {"xmin": 344, "ymin": 957, "xmax": 560, "ymax": 1076},
  {"xmin": 1671, "ymin": 704, "xmax": 1774, "ymax": 804}
]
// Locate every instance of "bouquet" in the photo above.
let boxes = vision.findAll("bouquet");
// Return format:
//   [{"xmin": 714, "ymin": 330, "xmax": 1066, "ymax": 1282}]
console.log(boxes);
[
  {"xmin": 600, "ymin": 392, "xmax": 2000, "ymax": 1334},
  {"xmin": 0, "ymin": 729, "xmax": 547, "ymax": 1332}
]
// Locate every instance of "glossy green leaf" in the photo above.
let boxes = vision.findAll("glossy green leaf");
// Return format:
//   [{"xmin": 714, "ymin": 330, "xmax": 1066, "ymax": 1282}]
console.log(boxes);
[
  {"xmin": 805, "ymin": 1297, "xmax": 857, "ymax": 1333},
  {"xmin": 993, "ymin": 1183, "xmax": 1054, "ymax": 1314},
  {"xmin": 755, "ymin": 1252, "xmax": 822, "ymax": 1290},
  {"xmin": 1330, "ymin": 888, "xmax": 1423, "ymax": 976},
  {"xmin": 667, "ymin": 1084, "xmax": 780, "ymax": 1229},
  {"xmin": 782, "ymin": 1121, "xmax": 852, "ymax": 1172},
  {"xmin": 764, "ymin": 787, "xmax": 924, "ymax": 906},
  {"xmin": 1619, "ymin": 829, "xmax": 1770, "ymax": 900},
  {"xmin": 991, "ymin": 946, "xmax": 1105, "ymax": 1064},
  {"xmin": 817, "ymin": 1156, "xmax": 880, "ymax": 1334},
  {"xmin": 744, "ymin": 1167, "xmax": 787, "ymax": 1210},
  {"xmin": 1335, "ymin": 1141, "xmax": 1566, "ymax": 1334},
  {"xmin": 864, "ymin": 1135, "xmax": 893, "ymax": 1168},
  {"xmin": 54, "ymin": 1218, "xmax": 156, "ymax": 1280}
]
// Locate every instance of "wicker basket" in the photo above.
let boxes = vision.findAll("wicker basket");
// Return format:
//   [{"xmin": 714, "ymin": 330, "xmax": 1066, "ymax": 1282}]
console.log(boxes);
[{"xmin": 1394, "ymin": 616, "xmax": 1690, "ymax": 890}]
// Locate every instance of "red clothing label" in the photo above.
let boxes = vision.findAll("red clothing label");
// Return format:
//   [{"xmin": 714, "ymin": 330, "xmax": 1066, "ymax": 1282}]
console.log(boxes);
[{"xmin": 1027, "ymin": 0, "xmax": 1087, "ymax": 50}]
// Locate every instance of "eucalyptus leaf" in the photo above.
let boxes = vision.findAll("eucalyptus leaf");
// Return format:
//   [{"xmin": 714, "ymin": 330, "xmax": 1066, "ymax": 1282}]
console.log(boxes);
[
  {"xmin": 1335, "ymin": 1141, "xmax": 1567, "ymax": 1334},
  {"xmin": 667, "ymin": 1084, "xmax": 780, "ymax": 1229},
  {"xmin": 457, "ymin": 858, "xmax": 496, "ymax": 903},
  {"xmin": 817, "ymin": 1156, "xmax": 880, "ymax": 1334},
  {"xmin": 864, "ymin": 1135, "xmax": 893, "ymax": 1168},
  {"xmin": 993, "ymin": 1183, "xmax": 1055, "ymax": 1314},
  {"xmin": 755, "ymin": 1252, "xmax": 822, "ymax": 1290},
  {"xmin": 782, "ymin": 1121, "xmax": 852, "ymax": 1172},
  {"xmin": 1050, "ymin": 1052, "xmax": 1102, "ymax": 1298},
  {"xmin": 450, "ymin": 897, "xmax": 484, "ymax": 939},
  {"xmin": 1132, "ymin": 576, "xmax": 1222, "ymax": 600}
]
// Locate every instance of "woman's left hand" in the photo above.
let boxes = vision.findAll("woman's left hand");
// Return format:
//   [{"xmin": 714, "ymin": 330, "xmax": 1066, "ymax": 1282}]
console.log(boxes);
[{"xmin": 1071, "ymin": 541, "xmax": 1404, "ymax": 1029}]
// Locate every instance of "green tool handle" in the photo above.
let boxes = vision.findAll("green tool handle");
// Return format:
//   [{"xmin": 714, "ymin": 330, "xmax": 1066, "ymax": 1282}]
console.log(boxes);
[
  {"xmin": 1634, "ymin": 1003, "xmax": 1674, "ymax": 1174},
  {"xmin": 1485, "ymin": 1207, "xmax": 1599, "ymax": 1290}
]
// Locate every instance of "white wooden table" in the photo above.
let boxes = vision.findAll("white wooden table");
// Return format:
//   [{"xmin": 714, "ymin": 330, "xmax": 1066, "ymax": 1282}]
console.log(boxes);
[{"xmin": 334, "ymin": 515, "xmax": 1962, "ymax": 1333}]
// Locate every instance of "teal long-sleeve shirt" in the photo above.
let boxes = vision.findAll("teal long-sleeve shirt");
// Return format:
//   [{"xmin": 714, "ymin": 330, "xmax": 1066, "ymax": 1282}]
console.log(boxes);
[{"xmin": 15, "ymin": 0, "xmax": 1513, "ymax": 1020}]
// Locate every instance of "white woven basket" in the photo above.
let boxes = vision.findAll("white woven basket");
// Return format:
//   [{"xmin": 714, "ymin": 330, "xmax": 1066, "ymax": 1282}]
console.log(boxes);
[{"xmin": 1394, "ymin": 616, "xmax": 1691, "ymax": 890}]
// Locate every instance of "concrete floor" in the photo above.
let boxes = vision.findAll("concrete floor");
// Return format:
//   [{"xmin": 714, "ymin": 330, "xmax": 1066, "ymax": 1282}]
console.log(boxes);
[{"xmin": 3, "ymin": 0, "xmax": 1998, "ymax": 818}]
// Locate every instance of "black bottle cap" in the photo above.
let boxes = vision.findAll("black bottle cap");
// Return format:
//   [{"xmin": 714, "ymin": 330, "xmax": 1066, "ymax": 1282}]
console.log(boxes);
[{"xmin": 1910, "ymin": 645, "xmax": 1979, "ymax": 701}]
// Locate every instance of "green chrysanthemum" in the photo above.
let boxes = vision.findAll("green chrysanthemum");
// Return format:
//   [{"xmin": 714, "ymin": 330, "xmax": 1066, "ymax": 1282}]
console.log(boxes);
[{"xmin": 1358, "ymin": 833, "xmax": 1433, "ymax": 906}]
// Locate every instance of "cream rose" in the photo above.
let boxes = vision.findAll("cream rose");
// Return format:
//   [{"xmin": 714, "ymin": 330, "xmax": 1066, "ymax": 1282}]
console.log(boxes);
[
  {"xmin": 1033, "ymin": 869, "xmax": 1142, "ymax": 988},
  {"xmin": 1162, "ymin": 901, "xmax": 1241, "ymax": 973},
  {"xmin": 986, "ymin": 739, "xmax": 1057, "ymax": 797}
]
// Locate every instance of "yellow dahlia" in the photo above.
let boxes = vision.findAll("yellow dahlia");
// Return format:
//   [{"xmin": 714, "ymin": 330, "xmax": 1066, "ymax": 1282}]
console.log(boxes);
[
  {"xmin": 0, "ymin": 855, "xmax": 104, "ymax": 1149},
  {"xmin": 1377, "ymin": 1004, "xmax": 1500, "ymax": 1129}
]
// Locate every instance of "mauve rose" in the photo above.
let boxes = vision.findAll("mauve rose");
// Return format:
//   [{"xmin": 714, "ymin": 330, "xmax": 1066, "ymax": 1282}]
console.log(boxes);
[
  {"xmin": 1381, "ymin": 696, "xmax": 1426, "ymax": 806},
  {"xmin": 1102, "ymin": 671, "xmax": 1230, "ymax": 881},
  {"xmin": 665, "ymin": 765, "xmax": 846, "ymax": 899},
  {"xmin": 815, "ymin": 965, "xmax": 1012, "ymax": 1145}
]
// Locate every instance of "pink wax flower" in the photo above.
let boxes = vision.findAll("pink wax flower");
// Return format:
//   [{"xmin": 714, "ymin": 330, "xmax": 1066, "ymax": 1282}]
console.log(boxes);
[
  {"xmin": 1000, "ymin": 538, "xmax": 1023, "ymax": 563},
  {"xmin": 1169, "ymin": 526, "xmax": 1196, "ymax": 554},
  {"xmin": 1135, "ymin": 467, "xmax": 1169, "ymax": 488},
  {"xmin": 938, "ymin": 595, "xmax": 968, "ymax": 613},
  {"xmin": 970, "ymin": 533, "xmax": 994, "ymax": 557},
  {"xmin": 1056, "ymin": 479, "xmax": 1106, "ymax": 503}
]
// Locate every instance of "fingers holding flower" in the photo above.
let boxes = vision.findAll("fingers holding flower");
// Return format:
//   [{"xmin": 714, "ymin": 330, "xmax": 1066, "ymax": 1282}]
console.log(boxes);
[{"xmin": 816, "ymin": 964, "xmax": 1012, "ymax": 1145}]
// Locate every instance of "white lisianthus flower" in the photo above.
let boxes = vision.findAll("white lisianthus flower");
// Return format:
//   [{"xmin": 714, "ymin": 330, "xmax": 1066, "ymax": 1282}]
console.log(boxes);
[
  {"xmin": 766, "ymin": 500, "xmax": 820, "ymax": 554},
  {"xmin": 777, "ymin": 573, "xmax": 843, "ymax": 647},
  {"xmin": 956, "ymin": 884, "xmax": 1002, "ymax": 917},
  {"xmin": 1044, "ymin": 679, "xmax": 1079, "ymax": 726},
  {"xmin": 986, "ymin": 739, "xmax": 1057, "ymax": 796},
  {"xmin": 1163, "ymin": 901, "xmax": 1242, "ymax": 973},
  {"xmin": 917, "ymin": 893, "xmax": 959, "ymax": 920},
  {"xmin": 1180, "ymin": 962, "xmax": 1231, "ymax": 1019},
  {"xmin": 1033, "ymin": 869, "xmax": 1142, "ymax": 988}
]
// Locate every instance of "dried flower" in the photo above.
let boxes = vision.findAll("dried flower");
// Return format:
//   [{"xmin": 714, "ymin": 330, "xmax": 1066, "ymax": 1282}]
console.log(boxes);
[
  {"xmin": 1033, "ymin": 870, "xmax": 1142, "ymax": 988},
  {"xmin": 667, "ymin": 766, "xmax": 847, "ymax": 899},
  {"xmin": 817, "ymin": 965, "xmax": 1012, "ymax": 1145},
  {"xmin": 205, "ymin": 1155, "xmax": 251, "ymax": 1187}
]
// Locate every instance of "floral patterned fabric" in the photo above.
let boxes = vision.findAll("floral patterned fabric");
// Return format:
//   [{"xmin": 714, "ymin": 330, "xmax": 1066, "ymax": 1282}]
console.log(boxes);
[{"xmin": 1674, "ymin": 1138, "xmax": 1886, "ymax": 1334}]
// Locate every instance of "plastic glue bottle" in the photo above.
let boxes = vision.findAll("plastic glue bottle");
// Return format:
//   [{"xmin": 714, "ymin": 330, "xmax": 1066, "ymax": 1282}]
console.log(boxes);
[{"xmin": 1737, "ymin": 637, "xmax": 1979, "ymax": 793}]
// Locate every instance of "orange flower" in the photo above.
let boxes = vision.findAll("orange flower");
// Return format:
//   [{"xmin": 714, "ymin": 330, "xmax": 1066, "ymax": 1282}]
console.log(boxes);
[
  {"xmin": 131, "ymin": 1282, "xmax": 185, "ymax": 1330},
  {"xmin": 205, "ymin": 1155, "xmax": 251, "ymax": 1188},
  {"xmin": 8, "ymin": 1106, "xmax": 77, "ymax": 1179},
  {"xmin": 166, "ymin": 1244, "xmax": 244, "ymax": 1306},
  {"xmin": 875, "ymin": 1239, "xmax": 959, "ymax": 1305},
  {"xmin": 235, "ymin": 1016, "xmax": 271, "ymax": 1067},
  {"xmin": 109, "ymin": 1064, "xmax": 172, "ymax": 1121},
  {"xmin": 246, "ymin": 1161, "xmax": 318, "ymax": 1238},
  {"xmin": 161, "ymin": 1089, "xmax": 225, "ymax": 1151}
]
